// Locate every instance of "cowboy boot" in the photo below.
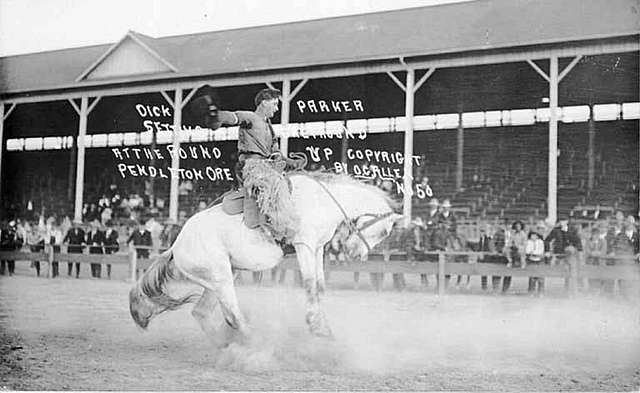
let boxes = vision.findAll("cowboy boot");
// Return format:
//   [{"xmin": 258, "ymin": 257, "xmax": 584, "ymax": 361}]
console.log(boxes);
[{"xmin": 242, "ymin": 188, "xmax": 261, "ymax": 229}]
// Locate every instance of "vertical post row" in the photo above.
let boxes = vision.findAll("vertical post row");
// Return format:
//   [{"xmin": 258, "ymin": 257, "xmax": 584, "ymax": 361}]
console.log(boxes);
[
  {"xmin": 280, "ymin": 79, "xmax": 291, "ymax": 156},
  {"xmin": 403, "ymin": 69, "xmax": 415, "ymax": 226},
  {"xmin": 548, "ymin": 56, "xmax": 559, "ymax": 224},
  {"xmin": 73, "ymin": 96, "xmax": 89, "ymax": 222},
  {"xmin": 169, "ymin": 89, "xmax": 183, "ymax": 222}
]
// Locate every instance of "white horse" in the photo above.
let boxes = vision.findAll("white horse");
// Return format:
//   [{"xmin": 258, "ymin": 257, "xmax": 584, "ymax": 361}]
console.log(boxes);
[{"xmin": 129, "ymin": 172, "xmax": 401, "ymax": 340}]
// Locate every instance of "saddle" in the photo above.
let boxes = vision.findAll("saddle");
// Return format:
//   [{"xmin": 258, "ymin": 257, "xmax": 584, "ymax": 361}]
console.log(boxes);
[{"xmin": 219, "ymin": 188, "xmax": 270, "ymax": 230}]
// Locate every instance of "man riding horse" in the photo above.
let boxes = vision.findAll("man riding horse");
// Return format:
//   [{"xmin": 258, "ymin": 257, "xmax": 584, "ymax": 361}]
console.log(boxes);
[{"xmin": 192, "ymin": 88, "xmax": 305, "ymax": 239}]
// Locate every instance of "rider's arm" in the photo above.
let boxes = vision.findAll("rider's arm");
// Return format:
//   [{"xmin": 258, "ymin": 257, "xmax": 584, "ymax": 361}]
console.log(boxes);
[{"xmin": 217, "ymin": 110, "xmax": 254, "ymax": 127}]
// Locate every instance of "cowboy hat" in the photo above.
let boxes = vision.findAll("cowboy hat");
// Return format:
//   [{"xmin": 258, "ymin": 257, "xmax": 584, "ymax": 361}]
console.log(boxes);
[{"xmin": 441, "ymin": 199, "xmax": 452, "ymax": 208}]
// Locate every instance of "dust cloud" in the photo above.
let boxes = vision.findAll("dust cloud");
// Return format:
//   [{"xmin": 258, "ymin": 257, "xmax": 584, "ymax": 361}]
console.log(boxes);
[{"xmin": 208, "ymin": 286, "xmax": 640, "ymax": 376}]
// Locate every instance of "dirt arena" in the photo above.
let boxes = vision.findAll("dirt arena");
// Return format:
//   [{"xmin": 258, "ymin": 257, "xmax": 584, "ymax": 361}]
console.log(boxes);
[{"xmin": 1, "ymin": 265, "xmax": 639, "ymax": 391}]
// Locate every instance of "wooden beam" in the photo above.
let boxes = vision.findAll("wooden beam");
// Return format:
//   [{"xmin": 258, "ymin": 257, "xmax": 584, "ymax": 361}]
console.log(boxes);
[
  {"xmin": 526, "ymin": 59, "xmax": 550, "ymax": 82},
  {"xmin": 87, "ymin": 96, "xmax": 102, "ymax": 114},
  {"xmin": 2, "ymin": 103, "xmax": 16, "ymax": 121},
  {"xmin": 558, "ymin": 55, "xmax": 583, "ymax": 82},
  {"xmin": 414, "ymin": 68, "xmax": 437, "ymax": 93},
  {"xmin": 181, "ymin": 84, "xmax": 207, "ymax": 108},
  {"xmin": 160, "ymin": 90, "xmax": 174, "ymax": 109},
  {"xmin": 68, "ymin": 98, "xmax": 81, "ymax": 115},
  {"xmin": 290, "ymin": 78, "xmax": 308, "ymax": 99},
  {"xmin": 386, "ymin": 71, "xmax": 406, "ymax": 92}
]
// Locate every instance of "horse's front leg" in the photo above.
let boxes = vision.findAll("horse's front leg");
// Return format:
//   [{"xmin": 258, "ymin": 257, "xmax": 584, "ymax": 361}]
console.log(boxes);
[{"xmin": 295, "ymin": 243, "xmax": 333, "ymax": 338}]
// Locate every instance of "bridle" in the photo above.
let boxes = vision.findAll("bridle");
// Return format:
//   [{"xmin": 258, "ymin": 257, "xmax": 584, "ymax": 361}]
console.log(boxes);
[{"xmin": 310, "ymin": 176, "xmax": 395, "ymax": 253}]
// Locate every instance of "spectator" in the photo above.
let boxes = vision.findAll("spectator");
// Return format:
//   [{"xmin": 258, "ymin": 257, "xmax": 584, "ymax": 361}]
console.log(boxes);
[
  {"xmin": 27, "ymin": 220, "xmax": 46, "ymax": 277},
  {"xmin": 1, "ymin": 220, "xmax": 23, "ymax": 276},
  {"xmin": 544, "ymin": 215, "xmax": 583, "ymax": 291},
  {"xmin": 606, "ymin": 211, "xmax": 625, "ymax": 250},
  {"xmin": 612, "ymin": 221, "xmax": 639, "ymax": 256},
  {"xmin": 86, "ymin": 218, "xmax": 105, "ymax": 278},
  {"xmin": 477, "ymin": 223, "xmax": 497, "ymax": 291},
  {"xmin": 103, "ymin": 221, "xmax": 120, "ymax": 279},
  {"xmin": 145, "ymin": 215, "xmax": 164, "ymax": 253},
  {"xmin": 612, "ymin": 221, "xmax": 639, "ymax": 297},
  {"xmin": 63, "ymin": 219, "xmax": 85, "ymax": 278},
  {"xmin": 415, "ymin": 198, "xmax": 440, "ymax": 287},
  {"xmin": 493, "ymin": 221, "xmax": 511, "ymax": 293},
  {"xmin": 48, "ymin": 218, "xmax": 63, "ymax": 278},
  {"xmin": 510, "ymin": 220, "xmax": 528, "ymax": 267},
  {"xmin": 584, "ymin": 227, "xmax": 607, "ymax": 293},
  {"xmin": 128, "ymin": 219, "xmax": 152, "ymax": 259},
  {"xmin": 544, "ymin": 216, "xmax": 583, "ymax": 259},
  {"xmin": 438, "ymin": 199, "xmax": 457, "ymax": 235},
  {"xmin": 503, "ymin": 220, "xmax": 526, "ymax": 293},
  {"xmin": 525, "ymin": 231, "xmax": 545, "ymax": 296}
]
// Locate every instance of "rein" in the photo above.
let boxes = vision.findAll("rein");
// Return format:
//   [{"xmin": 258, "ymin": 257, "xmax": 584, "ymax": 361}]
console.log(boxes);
[{"xmin": 308, "ymin": 175, "xmax": 393, "ymax": 253}]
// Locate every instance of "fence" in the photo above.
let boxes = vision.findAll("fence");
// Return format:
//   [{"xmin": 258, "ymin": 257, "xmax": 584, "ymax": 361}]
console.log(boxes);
[{"xmin": 1, "ymin": 247, "xmax": 638, "ymax": 296}]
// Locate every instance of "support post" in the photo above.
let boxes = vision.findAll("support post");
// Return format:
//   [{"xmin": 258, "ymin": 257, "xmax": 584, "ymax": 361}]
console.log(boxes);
[
  {"xmin": 403, "ymin": 69, "xmax": 415, "ymax": 226},
  {"xmin": 73, "ymin": 96, "xmax": 89, "ymax": 222},
  {"xmin": 149, "ymin": 129, "xmax": 157, "ymax": 207},
  {"xmin": 438, "ymin": 252, "xmax": 446, "ymax": 296},
  {"xmin": 280, "ymin": 79, "xmax": 291, "ymax": 156},
  {"xmin": 587, "ymin": 104, "xmax": 595, "ymax": 190},
  {"xmin": 130, "ymin": 248, "xmax": 137, "ymax": 282},
  {"xmin": 47, "ymin": 243, "xmax": 54, "ymax": 279},
  {"xmin": 568, "ymin": 248, "xmax": 579, "ymax": 297},
  {"xmin": 456, "ymin": 107, "xmax": 464, "ymax": 191},
  {"xmin": 0, "ymin": 103, "xmax": 4, "ymax": 207},
  {"xmin": 169, "ymin": 89, "xmax": 183, "ymax": 222},
  {"xmin": 548, "ymin": 56, "xmax": 559, "ymax": 224}
]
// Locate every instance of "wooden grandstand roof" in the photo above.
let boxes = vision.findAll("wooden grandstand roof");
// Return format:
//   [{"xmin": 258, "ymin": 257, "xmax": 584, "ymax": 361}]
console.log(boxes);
[{"xmin": 1, "ymin": 0, "xmax": 638, "ymax": 96}]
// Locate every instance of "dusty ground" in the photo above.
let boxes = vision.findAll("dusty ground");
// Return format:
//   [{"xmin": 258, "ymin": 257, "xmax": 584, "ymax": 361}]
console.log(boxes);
[{"xmin": 0, "ymin": 265, "xmax": 639, "ymax": 391}]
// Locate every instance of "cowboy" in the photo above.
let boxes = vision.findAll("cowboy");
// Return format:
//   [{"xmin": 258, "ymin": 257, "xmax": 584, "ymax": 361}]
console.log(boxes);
[{"xmin": 192, "ymin": 88, "xmax": 305, "ymax": 235}]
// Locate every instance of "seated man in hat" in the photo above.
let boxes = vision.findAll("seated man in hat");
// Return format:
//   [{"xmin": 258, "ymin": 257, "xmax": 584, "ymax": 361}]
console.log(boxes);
[{"xmin": 192, "ymin": 88, "xmax": 305, "ymax": 239}]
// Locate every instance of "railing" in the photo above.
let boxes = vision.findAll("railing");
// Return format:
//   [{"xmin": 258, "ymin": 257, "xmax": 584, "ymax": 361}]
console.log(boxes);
[{"xmin": 1, "ymin": 247, "xmax": 638, "ymax": 296}]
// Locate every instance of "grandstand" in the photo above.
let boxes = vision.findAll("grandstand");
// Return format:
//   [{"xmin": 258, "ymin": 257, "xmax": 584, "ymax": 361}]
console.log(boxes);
[{"xmin": 0, "ymin": 0, "xmax": 638, "ymax": 224}]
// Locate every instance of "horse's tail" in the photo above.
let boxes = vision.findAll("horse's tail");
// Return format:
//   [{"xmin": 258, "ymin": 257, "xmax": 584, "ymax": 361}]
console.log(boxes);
[{"xmin": 129, "ymin": 249, "xmax": 197, "ymax": 329}]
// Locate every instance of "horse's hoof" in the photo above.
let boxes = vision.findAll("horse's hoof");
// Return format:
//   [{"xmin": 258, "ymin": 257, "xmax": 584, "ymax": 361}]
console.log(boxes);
[{"xmin": 311, "ymin": 326, "xmax": 334, "ymax": 339}]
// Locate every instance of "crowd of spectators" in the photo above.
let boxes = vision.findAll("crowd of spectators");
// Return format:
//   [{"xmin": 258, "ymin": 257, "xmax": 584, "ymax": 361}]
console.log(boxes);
[
  {"xmin": 0, "ymin": 209, "xmax": 185, "ymax": 279},
  {"xmin": 370, "ymin": 197, "xmax": 639, "ymax": 296}
]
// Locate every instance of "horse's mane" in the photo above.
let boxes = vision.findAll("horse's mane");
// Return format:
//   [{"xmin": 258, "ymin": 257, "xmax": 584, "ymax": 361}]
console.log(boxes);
[{"xmin": 292, "ymin": 170, "xmax": 400, "ymax": 211}]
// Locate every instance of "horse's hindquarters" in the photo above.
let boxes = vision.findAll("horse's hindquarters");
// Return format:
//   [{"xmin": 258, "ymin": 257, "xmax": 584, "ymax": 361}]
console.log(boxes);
[{"xmin": 172, "ymin": 206, "xmax": 284, "ymax": 274}]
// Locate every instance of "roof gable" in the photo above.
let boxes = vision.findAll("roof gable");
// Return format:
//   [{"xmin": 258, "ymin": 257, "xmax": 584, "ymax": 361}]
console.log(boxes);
[{"xmin": 76, "ymin": 31, "xmax": 177, "ymax": 81}]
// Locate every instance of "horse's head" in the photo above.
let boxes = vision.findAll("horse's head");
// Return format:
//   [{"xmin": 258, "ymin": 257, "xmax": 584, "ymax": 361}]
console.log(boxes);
[{"xmin": 342, "ymin": 212, "xmax": 403, "ymax": 261}]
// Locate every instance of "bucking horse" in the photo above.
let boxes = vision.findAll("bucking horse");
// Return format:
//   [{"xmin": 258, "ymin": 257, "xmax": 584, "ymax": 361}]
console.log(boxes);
[{"xmin": 129, "ymin": 171, "xmax": 401, "ymax": 342}]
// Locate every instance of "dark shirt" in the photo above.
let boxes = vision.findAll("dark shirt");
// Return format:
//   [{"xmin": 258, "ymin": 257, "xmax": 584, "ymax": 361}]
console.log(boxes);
[
  {"xmin": 128, "ymin": 229, "xmax": 152, "ymax": 258},
  {"xmin": 86, "ymin": 230, "xmax": 105, "ymax": 254},
  {"xmin": 612, "ymin": 231, "xmax": 639, "ymax": 256},
  {"xmin": 103, "ymin": 228, "xmax": 120, "ymax": 254},
  {"xmin": 63, "ymin": 228, "xmax": 86, "ymax": 253},
  {"xmin": 544, "ymin": 226, "xmax": 582, "ymax": 254}
]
